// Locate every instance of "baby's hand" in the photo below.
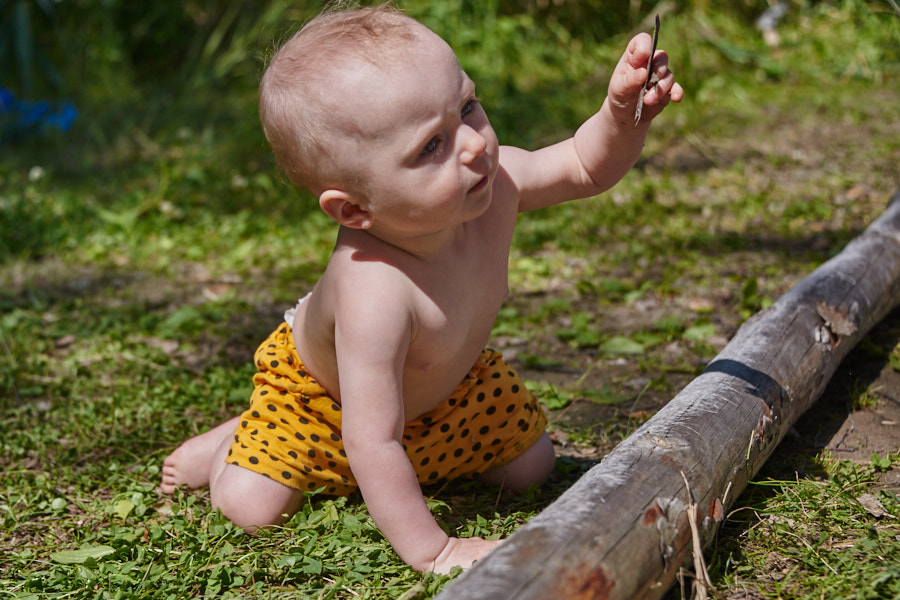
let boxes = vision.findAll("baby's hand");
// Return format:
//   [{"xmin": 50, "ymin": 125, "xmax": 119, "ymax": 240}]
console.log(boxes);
[
  {"xmin": 429, "ymin": 536, "xmax": 502, "ymax": 574},
  {"xmin": 608, "ymin": 31, "xmax": 683, "ymax": 126}
]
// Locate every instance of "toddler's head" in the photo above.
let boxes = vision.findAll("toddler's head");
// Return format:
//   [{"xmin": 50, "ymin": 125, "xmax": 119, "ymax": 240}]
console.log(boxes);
[{"xmin": 259, "ymin": 4, "xmax": 428, "ymax": 196}]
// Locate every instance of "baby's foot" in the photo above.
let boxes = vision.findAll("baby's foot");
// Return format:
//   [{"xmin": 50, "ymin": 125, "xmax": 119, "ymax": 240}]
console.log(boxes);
[{"xmin": 160, "ymin": 417, "xmax": 240, "ymax": 494}]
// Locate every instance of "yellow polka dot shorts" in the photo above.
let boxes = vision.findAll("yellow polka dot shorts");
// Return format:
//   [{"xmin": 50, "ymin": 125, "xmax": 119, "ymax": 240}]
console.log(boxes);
[{"xmin": 228, "ymin": 324, "xmax": 548, "ymax": 496}]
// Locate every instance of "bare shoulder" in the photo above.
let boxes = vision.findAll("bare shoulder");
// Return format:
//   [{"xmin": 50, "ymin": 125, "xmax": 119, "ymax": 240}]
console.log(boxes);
[
  {"xmin": 323, "ymin": 231, "xmax": 419, "ymax": 338},
  {"xmin": 497, "ymin": 144, "xmax": 532, "ymax": 176},
  {"xmin": 295, "ymin": 231, "xmax": 420, "ymax": 396},
  {"xmin": 484, "ymin": 156, "xmax": 525, "ymax": 218},
  {"xmin": 498, "ymin": 140, "xmax": 591, "ymax": 213},
  {"xmin": 497, "ymin": 144, "xmax": 545, "ymax": 197}
]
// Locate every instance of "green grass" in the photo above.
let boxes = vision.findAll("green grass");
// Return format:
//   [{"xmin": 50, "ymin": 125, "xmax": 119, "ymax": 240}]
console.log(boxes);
[
  {"xmin": 2, "ymin": 1, "xmax": 900, "ymax": 598},
  {"xmin": 710, "ymin": 454, "xmax": 900, "ymax": 599},
  {"xmin": 1, "ymin": 473, "xmax": 579, "ymax": 598}
]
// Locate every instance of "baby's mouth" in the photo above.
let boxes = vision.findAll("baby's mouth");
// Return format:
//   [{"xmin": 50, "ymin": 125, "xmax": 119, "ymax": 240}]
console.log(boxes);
[{"xmin": 468, "ymin": 175, "xmax": 489, "ymax": 194}]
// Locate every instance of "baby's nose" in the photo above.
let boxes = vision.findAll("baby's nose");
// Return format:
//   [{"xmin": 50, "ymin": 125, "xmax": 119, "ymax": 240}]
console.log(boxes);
[{"xmin": 459, "ymin": 125, "xmax": 487, "ymax": 164}]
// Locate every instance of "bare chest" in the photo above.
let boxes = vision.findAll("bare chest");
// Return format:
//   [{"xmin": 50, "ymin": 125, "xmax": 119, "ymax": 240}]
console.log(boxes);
[
  {"xmin": 414, "ymin": 261, "xmax": 509, "ymax": 357},
  {"xmin": 402, "ymin": 229, "xmax": 512, "ymax": 411}
]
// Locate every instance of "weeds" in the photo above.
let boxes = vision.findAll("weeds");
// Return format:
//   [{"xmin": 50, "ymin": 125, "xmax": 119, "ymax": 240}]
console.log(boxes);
[
  {"xmin": 711, "ymin": 454, "xmax": 900, "ymax": 599},
  {"xmin": 849, "ymin": 380, "xmax": 884, "ymax": 411}
]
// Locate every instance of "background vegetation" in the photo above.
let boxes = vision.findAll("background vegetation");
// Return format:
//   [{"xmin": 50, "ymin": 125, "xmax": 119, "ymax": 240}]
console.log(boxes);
[{"xmin": 1, "ymin": 0, "xmax": 899, "ymax": 598}]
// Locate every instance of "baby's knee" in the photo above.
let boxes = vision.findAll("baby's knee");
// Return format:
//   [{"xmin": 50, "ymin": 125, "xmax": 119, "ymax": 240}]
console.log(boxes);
[
  {"xmin": 211, "ymin": 494, "xmax": 280, "ymax": 531},
  {"xmin": 210, "ymin": 465, "xmax": 302, "ymax": 531},
  {"xmin": 518, "ymin": 432, "xmax": 556, "ymax": 484},
  {"xmin": 481, "ymin": 432, "xmax": 556, "ymax": 490}
]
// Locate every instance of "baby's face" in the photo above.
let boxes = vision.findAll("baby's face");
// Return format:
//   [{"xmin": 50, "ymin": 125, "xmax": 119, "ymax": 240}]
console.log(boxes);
[{"xmin": 327, "ymin": 28, "xmax": 500, "ymax": 239}]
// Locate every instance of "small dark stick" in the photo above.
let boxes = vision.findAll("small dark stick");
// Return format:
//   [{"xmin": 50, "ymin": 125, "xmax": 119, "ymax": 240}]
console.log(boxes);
[{"xmin": 634, "ymin": 14, "xmax": 660, "ymax": 126}]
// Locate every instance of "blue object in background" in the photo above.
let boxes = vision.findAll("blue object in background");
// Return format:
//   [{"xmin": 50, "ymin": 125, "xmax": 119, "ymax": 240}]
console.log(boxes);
[
  {"xmin": 0, "ymin": 88, "xmax": 13, "ymax": 111},
  {"xmin": 0, "ymin": 87, "xmax": 77, "ymax": 140}
]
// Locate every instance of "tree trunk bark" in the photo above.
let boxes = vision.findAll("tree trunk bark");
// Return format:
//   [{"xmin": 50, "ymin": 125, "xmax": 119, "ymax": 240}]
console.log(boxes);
[{"xmin": 436, "ymin": 192, "xmax": 900, "ymax": 600}]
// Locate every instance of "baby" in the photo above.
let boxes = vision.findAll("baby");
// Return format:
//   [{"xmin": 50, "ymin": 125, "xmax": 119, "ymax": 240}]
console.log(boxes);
[{"xmin": 161, "ymin": 4, "xmax": 682, "ymax": 574}]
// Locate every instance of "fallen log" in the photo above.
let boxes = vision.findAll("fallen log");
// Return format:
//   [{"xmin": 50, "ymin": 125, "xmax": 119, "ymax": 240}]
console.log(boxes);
[{"xmin": 436, "ymin": 192, "xmax": 900, "ymax": 600}]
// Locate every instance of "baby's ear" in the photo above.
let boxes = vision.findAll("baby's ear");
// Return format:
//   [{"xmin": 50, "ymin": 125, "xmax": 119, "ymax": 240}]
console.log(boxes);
[{"xmin": 318, "ymin": 189, "xmax": 373, "ymax": 229}]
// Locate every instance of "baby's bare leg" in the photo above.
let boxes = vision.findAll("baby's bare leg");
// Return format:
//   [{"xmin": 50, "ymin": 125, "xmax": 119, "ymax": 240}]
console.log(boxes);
[
  {"xmin": 162, "ymin": 417, "xmax": 303, "ymax": 529},
  {"xmin": 210, "ymin": 462, "xmax": 305, "ymax": 531},
  {"xmin": 478, "ymin": 432, "xmax": 555, "ymax": 490},
  {"xmin": 160, "ymin": 417, "xmax": 241, "ymax": 493}
]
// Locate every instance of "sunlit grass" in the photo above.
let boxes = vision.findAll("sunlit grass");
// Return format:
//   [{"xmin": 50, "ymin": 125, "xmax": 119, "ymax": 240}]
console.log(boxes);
[
  {"xmin": 2, "ymin": 1, "xmax": 899, "ymax": 598},
  {"xmin": 711, "ymin": 454, "xmax": 900, "ymax": 599}
]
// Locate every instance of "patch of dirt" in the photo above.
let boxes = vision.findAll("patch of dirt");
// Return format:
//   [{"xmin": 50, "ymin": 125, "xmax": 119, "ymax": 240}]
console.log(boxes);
[{"xmin": 818, "ymin": 377, "xmax": 900, "ymax": 464}]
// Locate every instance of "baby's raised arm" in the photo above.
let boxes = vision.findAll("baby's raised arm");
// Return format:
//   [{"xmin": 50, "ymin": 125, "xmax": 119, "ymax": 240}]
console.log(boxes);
[{"xmin": 503, "ymin": 31, "xmax": 683, "ymax": 213}]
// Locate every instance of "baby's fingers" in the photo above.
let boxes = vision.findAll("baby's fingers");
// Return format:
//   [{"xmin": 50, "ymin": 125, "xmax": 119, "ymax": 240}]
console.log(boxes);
[
  {"xmin": 430, "ymin": 537, "xmax": 503, "ymax": 574},
  {"xmin": 643, "ymin": 61, "xmax": 684, "ymax": 106},
  {"xmin": 620, "ymin": 33, "xmax": 655, "ymax": 91}
]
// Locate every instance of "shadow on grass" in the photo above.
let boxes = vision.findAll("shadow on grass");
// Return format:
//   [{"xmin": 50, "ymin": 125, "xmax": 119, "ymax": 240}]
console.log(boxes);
[{"xmin": 419, "ymin": 454, "xmax": 598, "ymax": 535}]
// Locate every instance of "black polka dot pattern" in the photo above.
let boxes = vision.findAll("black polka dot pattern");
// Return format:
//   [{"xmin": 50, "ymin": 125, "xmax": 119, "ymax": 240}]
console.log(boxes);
[
  {"xmin": 228, "ymin": 326, "xmax": 548, "ymax": 497},
  {"xmin": 229, "ymin": 325, "xmax": 352, "ymax": 497},
  {"xmin": 399, "ymin": 348, "xmax": 547, "ymax": 486}
]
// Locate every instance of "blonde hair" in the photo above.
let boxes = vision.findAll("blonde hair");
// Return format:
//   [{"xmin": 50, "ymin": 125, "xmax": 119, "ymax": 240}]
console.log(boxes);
[{"xmin": 259, "ymin": 3, "xmax": 423, "ymax": 195}]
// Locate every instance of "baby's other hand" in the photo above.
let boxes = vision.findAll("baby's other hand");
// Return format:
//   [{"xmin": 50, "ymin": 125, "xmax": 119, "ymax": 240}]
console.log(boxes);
[
  {"xmin": 429, "ymin": 536, "xmax": 502, "ymax": 574},
  {"xmin": 609, "ymin": 31, "xmax": 684, "ymax": 125}
]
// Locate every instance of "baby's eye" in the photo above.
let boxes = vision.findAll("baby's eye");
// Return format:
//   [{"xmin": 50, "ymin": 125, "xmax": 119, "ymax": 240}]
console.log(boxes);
[
  {"xmin": 421, "ymin": 137, "xmax": 440, "ymax": 155},
  {"xmin": 461, "ymin": 98, "xmax": 479, "ymax": 117}
]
